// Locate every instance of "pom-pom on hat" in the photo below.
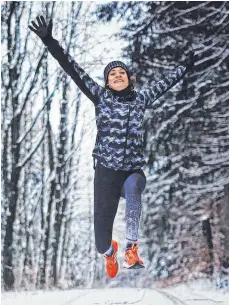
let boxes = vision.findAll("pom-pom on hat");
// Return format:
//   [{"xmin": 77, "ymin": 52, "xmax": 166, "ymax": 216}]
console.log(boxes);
[{"xmin": 104, "ymin": 61, "xmax": 130, "ymax": 85}]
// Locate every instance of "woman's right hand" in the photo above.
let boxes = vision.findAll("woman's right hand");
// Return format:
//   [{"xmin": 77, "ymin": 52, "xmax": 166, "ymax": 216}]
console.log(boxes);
[{"xmin": 28, "ymin": 16, "xmax": 53, "ymax": 41}]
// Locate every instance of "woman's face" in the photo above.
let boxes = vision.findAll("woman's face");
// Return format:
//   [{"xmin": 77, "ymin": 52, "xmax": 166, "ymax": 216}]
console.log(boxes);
[{"xmin": 107, "ymin": 67, "xmax": 129, "ymax": 91}]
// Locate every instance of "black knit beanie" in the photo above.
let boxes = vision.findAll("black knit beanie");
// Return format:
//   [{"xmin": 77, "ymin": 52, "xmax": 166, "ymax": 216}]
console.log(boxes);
[{"xmin": 104, "ymin": 61, "xmax": 130, "ymax": 85}]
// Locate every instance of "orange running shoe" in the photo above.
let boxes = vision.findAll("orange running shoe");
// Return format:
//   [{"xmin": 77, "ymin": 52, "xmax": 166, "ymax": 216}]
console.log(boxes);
[
  {"xmin": 104, "ymin": 240, "xmax": 119, "ymax": 278},
  {"xmin": 123, "ymin": 243, "xmax": 145, "ymax": 269}
]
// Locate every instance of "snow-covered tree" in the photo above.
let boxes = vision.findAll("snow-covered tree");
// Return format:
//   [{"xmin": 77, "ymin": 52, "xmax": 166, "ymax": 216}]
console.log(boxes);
[
  {"xmin": 95, "ymin": 1, "xmax": 229, "ymax": 285},
  {"xmin": 1, "ymin": 1, "xmax": 104, "ymax": 290}
]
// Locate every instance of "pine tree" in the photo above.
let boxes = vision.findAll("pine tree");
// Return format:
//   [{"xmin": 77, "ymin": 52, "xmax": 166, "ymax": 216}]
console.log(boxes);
[{"xmin": 95, "ymin": 1, "xmax": 229, "ymax": 284}]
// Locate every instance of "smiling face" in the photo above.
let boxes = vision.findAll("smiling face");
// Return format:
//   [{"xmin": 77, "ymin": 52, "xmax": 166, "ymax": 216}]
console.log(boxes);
[{"xmin": 107, "ymin": 67, "xmax": 129, "ymax": 91}]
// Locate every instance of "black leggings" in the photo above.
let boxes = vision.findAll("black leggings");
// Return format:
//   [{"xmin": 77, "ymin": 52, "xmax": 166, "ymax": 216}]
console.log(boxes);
[{"xmin": 94, "ymin": 163, "xmax": 146, "ymax": 254}]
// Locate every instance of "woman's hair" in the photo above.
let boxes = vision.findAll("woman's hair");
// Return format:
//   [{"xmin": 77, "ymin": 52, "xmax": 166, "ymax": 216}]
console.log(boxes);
[{"xmin": 129, "ymin": 75, "xmax": 136, "ymax": 90}]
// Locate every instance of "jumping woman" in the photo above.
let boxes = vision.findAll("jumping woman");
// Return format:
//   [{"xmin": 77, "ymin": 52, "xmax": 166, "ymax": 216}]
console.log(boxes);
[{"xmin": 29, "ymin": 16, "xmax": 194, "ymax": 278}]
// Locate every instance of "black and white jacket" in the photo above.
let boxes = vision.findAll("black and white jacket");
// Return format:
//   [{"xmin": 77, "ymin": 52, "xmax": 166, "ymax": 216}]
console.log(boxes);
[{"xmin": 45, "ymin": 37, "xmax": 188, "ymax": 171}]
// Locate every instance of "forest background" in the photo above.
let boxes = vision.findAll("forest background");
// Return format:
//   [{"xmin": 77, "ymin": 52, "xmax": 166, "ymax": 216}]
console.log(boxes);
[{"xmin": 1, "ymin": 1, "xmax": 229, "ymax": 291}]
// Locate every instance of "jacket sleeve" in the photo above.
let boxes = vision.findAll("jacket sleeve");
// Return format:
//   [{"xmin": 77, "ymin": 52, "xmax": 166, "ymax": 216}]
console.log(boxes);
[
  {"xmin": 140, "ymin": 65, "xmax": 188, "ymax": 109},
  {"xmin": 43, "ymin": 36, "xmax": 105, "ymax": 105}
]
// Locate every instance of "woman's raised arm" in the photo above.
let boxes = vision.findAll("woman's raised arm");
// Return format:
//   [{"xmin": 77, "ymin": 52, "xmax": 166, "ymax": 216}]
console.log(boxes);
[
  {"xmin": 29, "ymin": 16, "xmax": 105, "ymax": 106},
  {"xmin": 140, "ymin": 51, "xmax": 195, "ymax": 109}
]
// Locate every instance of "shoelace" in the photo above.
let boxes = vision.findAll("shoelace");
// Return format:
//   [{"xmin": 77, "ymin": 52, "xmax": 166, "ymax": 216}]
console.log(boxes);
[
  {"xmin": 106, "ymin": 253, "xmax": 117, "ymax": 267},
  {"xmin": 126, "ymin": 245, "xmax": 139, "ymax": 261}
]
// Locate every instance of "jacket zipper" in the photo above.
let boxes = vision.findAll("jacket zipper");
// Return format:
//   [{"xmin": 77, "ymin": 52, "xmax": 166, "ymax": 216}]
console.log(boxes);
[{"xmin": 122, "ymin": 104, "xmax": 131, "ymax": 168}]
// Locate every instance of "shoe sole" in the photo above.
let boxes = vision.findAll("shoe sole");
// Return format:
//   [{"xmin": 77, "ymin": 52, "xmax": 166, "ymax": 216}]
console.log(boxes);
[{"xmin": 123, "ymin": 261, "xmax": 145, "ymax": 269}]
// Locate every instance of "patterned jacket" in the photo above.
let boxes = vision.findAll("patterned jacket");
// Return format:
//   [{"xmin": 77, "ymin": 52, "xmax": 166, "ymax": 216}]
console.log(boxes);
[{"xmin": 45, "ymin": 37, "xmax": 188, "ymax": 171}]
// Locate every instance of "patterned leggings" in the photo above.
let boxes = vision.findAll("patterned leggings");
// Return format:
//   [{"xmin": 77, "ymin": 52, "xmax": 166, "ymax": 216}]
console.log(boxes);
[{"xmin": 94, "ymin": 163, "xmax": 146, "ymax": 254}]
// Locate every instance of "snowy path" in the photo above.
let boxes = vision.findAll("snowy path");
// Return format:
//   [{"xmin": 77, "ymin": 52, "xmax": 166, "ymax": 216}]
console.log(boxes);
[{"xmin": 2, "ymin": 283, "xmax": 229, "ymax": 305}]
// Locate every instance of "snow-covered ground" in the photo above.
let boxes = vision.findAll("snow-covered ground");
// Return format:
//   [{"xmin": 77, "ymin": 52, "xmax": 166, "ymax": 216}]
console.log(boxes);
[{"xmin": 2, "ymin": 280, "xmax": 229, "ymax": 305}]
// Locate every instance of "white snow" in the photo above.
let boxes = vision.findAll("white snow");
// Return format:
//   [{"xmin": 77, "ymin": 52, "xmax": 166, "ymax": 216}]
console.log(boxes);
[{"xmin": 2, "ymin": 281, "xmax": 229, "ymax": 305}]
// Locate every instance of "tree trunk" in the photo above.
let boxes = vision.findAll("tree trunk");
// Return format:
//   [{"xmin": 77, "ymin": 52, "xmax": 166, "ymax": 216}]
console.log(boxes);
[{"xmin": 223, "ymin": 184, "xmax": 229, "ymax": 256}]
